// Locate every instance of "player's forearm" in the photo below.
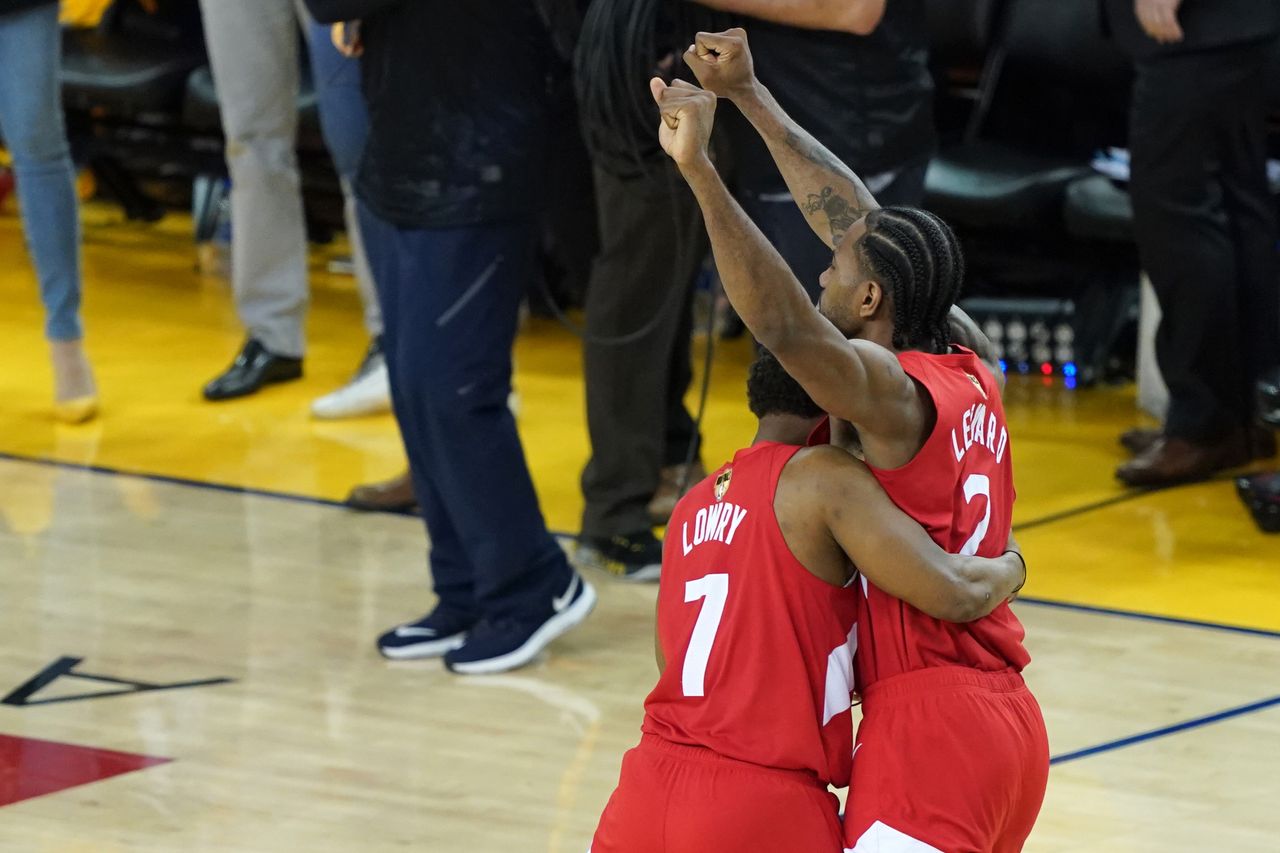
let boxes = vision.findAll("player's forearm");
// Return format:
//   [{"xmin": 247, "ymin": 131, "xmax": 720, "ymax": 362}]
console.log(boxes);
[
  {"xmin": 687, "ymin": 0, "xmax": 885, "ymax": 35},
  {"xmin": 946, "ymin": 552, "xmax": 1025, "ymax": 620},
  {"xmin": 680, "ymin": 159, "xmax": 833, "ymax": 361},
  {"xmin": 731, "ymin": 81, "xmax": 879, "ymax": 250}
]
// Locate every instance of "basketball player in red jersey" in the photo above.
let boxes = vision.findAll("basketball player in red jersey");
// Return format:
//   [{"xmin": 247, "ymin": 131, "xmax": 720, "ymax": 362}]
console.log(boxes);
[
  {"xmin": 590, "ymin": 351, "xmax": 1028, "ymax": 853},
  {"xmin": 652, "ymin": 30, "xmax": 1049, "ymax": 852}
]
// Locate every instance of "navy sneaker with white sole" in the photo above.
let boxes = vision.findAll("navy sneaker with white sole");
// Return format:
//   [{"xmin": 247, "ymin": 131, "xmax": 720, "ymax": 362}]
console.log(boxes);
[
  {"xmin": 444, "ymin": 573, "xmax": 597, "ymax": 675},
  {"xmin": 377, "ymin": 608, "xmax": 474, "ymax": 660}
]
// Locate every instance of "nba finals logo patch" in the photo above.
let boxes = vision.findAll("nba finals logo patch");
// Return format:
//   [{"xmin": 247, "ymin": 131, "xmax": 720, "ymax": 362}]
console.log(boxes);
[
  {"xmin": 714, "ymin": 469, "xmax": 732, "ymax": 501},
  {"xmin": 967, "ymin": 373, "xmax": 988, "ymax": 399}
]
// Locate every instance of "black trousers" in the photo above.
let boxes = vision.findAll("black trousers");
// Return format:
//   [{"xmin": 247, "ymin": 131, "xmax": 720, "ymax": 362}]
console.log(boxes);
[
  {"xmin": 580, "ymin": 164, "xmax": 707, "ymax": 539},
  {"xmin": 1129, "ymin": 38, "xmax": 1280, "ymax": 441}
]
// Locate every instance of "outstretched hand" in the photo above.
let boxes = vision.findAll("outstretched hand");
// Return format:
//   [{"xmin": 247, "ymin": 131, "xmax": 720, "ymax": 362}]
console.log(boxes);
[
  {"xmin": 650, "ymin": 77, "xmax": 717, "ymax": 171},
  {"xmin": 683, "ymin": 28, "xmax": 755, "ymax": 100}
]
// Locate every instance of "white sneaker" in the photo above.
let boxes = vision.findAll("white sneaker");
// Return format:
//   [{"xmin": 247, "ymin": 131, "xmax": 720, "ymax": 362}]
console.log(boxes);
[{"xmin": 311, "ymin": 346, "xmax": 391, "ymax": 419}]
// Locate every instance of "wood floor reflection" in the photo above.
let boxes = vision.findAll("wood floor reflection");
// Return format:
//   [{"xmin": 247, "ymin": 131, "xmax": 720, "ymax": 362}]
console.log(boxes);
[{"xmin": 1, "ymin": 459, "xmax": 1278, "ymax": 851}]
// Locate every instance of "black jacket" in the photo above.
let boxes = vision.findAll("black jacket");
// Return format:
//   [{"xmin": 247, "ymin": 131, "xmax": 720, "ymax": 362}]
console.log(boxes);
[
  {"xmin": 728, "ymin": 0, "xmax": 934, "ymax": 191},
  {"xmin": 1101, "ymin": 0, "xmax": 1280, "ymax": 59},
  {"xmin": 306, "ymin": 0, "xmax": 555, "ymax": 229}
]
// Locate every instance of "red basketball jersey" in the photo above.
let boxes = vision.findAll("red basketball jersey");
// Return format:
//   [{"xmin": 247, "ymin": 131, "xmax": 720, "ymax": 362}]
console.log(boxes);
[
  {"xmin": 642, "ymin": 442, "xmax": 861, "ymax": 788},
  {"xmin": 859, "ymin": 347, "xmax": 1030, "ymax": 688}
]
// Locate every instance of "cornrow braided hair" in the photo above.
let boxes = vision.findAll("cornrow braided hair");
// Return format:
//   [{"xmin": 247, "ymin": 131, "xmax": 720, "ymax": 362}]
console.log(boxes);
[{"xmin": 854, "ymin": 206, "xmax": 966, "ymax": 354}]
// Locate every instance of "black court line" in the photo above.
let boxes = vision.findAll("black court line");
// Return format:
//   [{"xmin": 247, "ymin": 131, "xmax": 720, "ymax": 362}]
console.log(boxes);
[
  {"xmin": 0, "ymin": 451, "xmax": 361, "ymax": 513},
  {"xmin": 3, "ymin": 450, "xmax": 1278, "ymax": 643},
  {"xmin": 1050, "ymin": 694, "xmax": 1280, "ymax": 765},
  {"xmin": 1013, "ymin": 468, "xmax": 1267, "ymax": 532},
  {"xmin": 1012, "ymin": 490, "xmax": 1152, "ymax": 532},
  {"xmin": 1016, "ymin": 596, "xmax": 1280, "ymax": 641}
]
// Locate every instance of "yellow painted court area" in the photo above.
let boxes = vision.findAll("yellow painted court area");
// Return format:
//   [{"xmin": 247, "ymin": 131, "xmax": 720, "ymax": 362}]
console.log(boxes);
[
  {"xmin": 2, "ymin": 206, "xmax": 1280, "ymax": 852},
  {"xmin": 2, "ymin": 205, "xmax": 1276, "ymax": 631}
]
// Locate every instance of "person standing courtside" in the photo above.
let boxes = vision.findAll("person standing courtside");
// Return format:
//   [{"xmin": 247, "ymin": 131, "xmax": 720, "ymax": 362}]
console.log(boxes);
[
  {"xmin": 0, "ymin": 0, "xmax": 98, "ymax": 423},
  {"xmin": 197, "ymin": 0, "xmax": 390, "ymax": 417},
  {"xmin": 306, "ymin": 0, "xmax": 595, "ymax": 674},
  {"xmin": 1105, "ymin": 0, "xmax": 1280, "ymax": 486}
]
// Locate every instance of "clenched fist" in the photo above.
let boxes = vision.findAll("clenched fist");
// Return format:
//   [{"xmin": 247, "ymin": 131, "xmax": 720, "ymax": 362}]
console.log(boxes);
[
  {"xmin": 650, "ymin": 78, "xmax": 717, "ymax": 171},
  {"xmin": 683, "ymin": 28, "xmax": 756, "ymax": 100}
]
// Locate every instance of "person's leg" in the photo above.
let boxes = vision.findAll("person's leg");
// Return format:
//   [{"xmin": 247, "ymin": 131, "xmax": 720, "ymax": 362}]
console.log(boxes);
[
  {"xmin": 372, "ymin": 213, "xmax": 585, "ymax": 672},
  {"xmin": 300, "ymin": 6, "xmax": 390, "ymax": 418},
  {"xmin": 1213, "ymin": 42, "xmax": 1280, "ymax": 433},
  {"xmin": 0, "ymin": 3, "xmax": 96, "ymax": 419},
  {"xmin": 0, "ymin": 4, "xmax": 83, "ymax": 346},
  {"xmin": 1127, "ymin": 51, "xmax": 1243, "ymax": 444},
  {"xmin": 649, "ymin": 211, "xmax": 708, "ymax": 526},
  {"xmin": 580, "ymin": 165, "xmax": 704, "ymax": 552},
  {"xmin": 298, "ymin": 3, "xmax": 381, "ymax": 339},
  {"xmin": 357, "ymin": 201, "xmax": 476, "ymax": 656},
  {"xmin": 660, "ymin": 279, "xmax": 700, "ymax": 470},
  {"xmin": 198, "ymin": 0, "xmax": 308, "ymax": 359}
]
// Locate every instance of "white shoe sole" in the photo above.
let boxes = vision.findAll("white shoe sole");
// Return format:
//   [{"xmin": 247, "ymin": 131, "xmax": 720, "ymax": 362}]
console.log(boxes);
[
  {"xmin": 379, "ymin": 633, "xmax": 467, "ymax": 660},
  {"xmin": 446, "ymin": 580, "xmax": 598, "ymax": 675}
]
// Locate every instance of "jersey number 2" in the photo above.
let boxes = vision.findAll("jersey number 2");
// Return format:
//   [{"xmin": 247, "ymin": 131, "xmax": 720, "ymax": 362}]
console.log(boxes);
[
  {"xmin": 959, "ymin": 473, "xmax": 992, "ymax": 557},
  {"xmin": 682, "ymin": 573, "xmax": 729, "ymax": 697}
]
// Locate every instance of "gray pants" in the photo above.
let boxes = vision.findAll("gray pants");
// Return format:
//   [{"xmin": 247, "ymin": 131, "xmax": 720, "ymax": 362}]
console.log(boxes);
[{"xmin": 197, "ymin": 0, "xmax": 380, "ymax": 358}]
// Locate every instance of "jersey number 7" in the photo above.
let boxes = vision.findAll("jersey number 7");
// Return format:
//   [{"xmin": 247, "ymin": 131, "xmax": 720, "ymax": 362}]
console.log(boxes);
[{"xmin": 682, "ymin": 574, "xmax": 729, "ymax": 697}]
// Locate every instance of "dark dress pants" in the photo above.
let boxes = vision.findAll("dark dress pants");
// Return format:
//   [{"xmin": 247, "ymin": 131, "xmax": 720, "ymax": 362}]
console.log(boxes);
[
  {"xmin": 1129, "ymin": 39, "xmax": 1280, "ymax": 440},
  {"xmin": 580, "ymin": 164, "xmax": 706, "ymax": 540}
]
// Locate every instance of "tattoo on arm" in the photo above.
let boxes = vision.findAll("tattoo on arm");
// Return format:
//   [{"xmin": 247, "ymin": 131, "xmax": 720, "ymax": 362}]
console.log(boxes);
[
  {"xmin": 803, "ymin": 187, "xmax": 861, "ymax": 239},
  {"xmin": 784, "ymin": 130, "xmax": 875, "ymax": 242}
]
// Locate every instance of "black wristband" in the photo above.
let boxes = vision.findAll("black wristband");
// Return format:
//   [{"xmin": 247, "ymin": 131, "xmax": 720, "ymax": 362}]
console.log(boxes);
[{"xmin": 1003, "ymin": 549, "xmax": 1027, "ymax": 597}]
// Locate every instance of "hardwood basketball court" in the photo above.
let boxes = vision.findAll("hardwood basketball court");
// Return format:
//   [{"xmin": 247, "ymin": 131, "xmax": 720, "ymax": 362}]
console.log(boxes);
[{"xmin": 1, "ymin": 207, "xmax": 1278, "ymax": 851}]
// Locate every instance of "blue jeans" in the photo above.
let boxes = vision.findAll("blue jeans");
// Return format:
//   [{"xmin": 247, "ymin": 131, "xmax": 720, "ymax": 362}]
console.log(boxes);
[
  {"xmin": 0, "ymin": 2, "xmax": 83, "ymax": 341},
  {"xmin": 357, "ymin": 201, "xmax": 573, "ymax": 623},
  {"xmin": 303, "ymin": 17, "xmax": 367, "ymax": 181}
]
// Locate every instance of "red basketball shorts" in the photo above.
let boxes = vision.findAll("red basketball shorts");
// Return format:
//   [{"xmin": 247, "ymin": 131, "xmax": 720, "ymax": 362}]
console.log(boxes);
[
  {"xmin": 591, "ymin": 734, "xmax": 843, "ymax": 853},
  {"xmin": 843, "ymin": 667, "xmax": 1049, "ymax": 853}
]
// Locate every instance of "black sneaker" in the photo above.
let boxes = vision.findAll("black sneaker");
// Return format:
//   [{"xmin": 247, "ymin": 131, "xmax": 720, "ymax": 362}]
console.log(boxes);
[
  {"xmin": 377, "ymin": 607, "xmax": 474, "ymax": 660},
  {"xmin": 444, "ymin": 573, "xmax": 598, "ymax": 675},
  {"xmin": 575, "ymin": 531, "xmax": 662, "ymax": 582},
  {"xmin": 1237, "ymin": 472, "xmax": 1280, "ymax": 533}
]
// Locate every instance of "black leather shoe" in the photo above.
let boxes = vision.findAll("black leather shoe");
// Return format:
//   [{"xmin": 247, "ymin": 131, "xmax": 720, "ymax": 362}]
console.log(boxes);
[{"xmin": 203, "ymin": 338, "xmax": 303, "ymax": 401}]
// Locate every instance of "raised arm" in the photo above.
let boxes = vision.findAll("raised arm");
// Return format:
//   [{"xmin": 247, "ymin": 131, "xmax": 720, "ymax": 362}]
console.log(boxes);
[
  {"xmin": 683, "ymin": 29, "xmax": 879, "ymax": 250},
  {"xmin": 650, "ymin": 78, "xmax": 918, "ymax": 436},
  {"xmin": 784, "ymin": 448, "xmax": 1025, "ymax": 621},
  {"xmin": 686, "ymin": 0, "xmax": 886, "ymax": 36}
]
